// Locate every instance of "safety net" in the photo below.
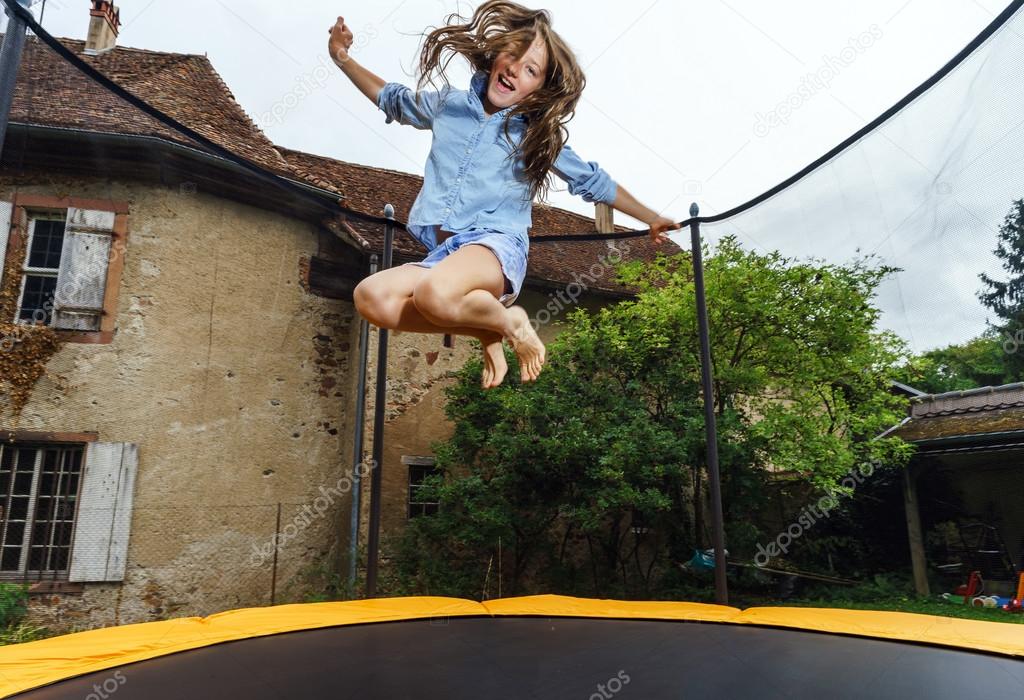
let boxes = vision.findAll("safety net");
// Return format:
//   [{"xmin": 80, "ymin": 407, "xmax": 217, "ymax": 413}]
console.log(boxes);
[{"xmin": 0, "ymin": 0, "xmax": 1023, "ymax": 659}]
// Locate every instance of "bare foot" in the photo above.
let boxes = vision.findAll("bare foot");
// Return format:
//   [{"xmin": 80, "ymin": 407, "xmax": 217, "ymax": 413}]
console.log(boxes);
[
  {"xmin": 480, "ymin": 338, "xmax": 508, "ymax": 389},
  {"xmin": 505, "ymin": 306, "xmax": 546, "ymax": 382}
]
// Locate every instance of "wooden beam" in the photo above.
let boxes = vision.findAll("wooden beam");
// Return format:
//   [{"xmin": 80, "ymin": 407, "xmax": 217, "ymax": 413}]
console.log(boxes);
[
  {"xmin": 902, "ymin": 462, "xmax": 930, "ymax": 596},
  {"xmin": 595, "ymin": 202, "xmax": 614, "ymax": 234},
  {"xmin": 0, "ymin": 430, "xmax": 99, "ymax": 443},
  {"xmin": 305, "ymin": 254, "xmax": 365, "ymax": 300}
]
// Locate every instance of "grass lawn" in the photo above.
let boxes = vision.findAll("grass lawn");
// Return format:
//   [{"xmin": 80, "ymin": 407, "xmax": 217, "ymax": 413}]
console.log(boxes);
[
  {"xmin": 772, "ymin": 596, "xmax": 1024, "ymax": 624},
  {"xmin": 675, "ymin": 572, "xmax": 1024, "ymax": 624}
]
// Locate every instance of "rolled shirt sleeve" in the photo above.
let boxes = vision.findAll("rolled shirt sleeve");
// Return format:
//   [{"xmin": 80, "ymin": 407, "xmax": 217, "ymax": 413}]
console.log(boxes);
[
  {"xmin": 376, "ymin": 82, "xmax": 445, "ymax": 130},
  {"xmin": 551, "ymin": 143, "xmax": 618, "ymax": 204}
]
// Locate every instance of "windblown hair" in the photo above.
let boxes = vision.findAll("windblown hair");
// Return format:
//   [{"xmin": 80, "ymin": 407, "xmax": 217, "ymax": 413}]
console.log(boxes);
[{"xmin": 416, "ymin": 1, "xmax": 585, "ymax": 202}]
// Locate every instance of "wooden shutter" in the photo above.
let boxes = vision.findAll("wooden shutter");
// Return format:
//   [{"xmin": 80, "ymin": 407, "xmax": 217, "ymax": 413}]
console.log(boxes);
[
  {"xmin": 68, "ymin": 442, "xmax": 138, "ymax": 582},
  {"xmin": 0, "ymin": 200, "xmax": 12, "ymax": 290},
  {"xmin": 53, "ymin": 207, "xmax": 115, "ymax": 331}
]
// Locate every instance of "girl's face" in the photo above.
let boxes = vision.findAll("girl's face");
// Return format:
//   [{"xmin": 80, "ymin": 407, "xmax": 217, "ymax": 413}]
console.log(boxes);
[{"xmin": 484, "ymin": 34, "xmax": 548, "ymax": 113}]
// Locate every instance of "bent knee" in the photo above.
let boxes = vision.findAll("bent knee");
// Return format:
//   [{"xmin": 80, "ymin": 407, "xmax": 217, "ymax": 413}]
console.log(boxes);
[
  {"xmin": 352, "ymin": 278, "xmax": 377, "ymax": 314},
  {"xmin": 412, "ymin": 277, "xmax": 459, "ymax": 322},
  {"xmin": 354, "ymin": 278, "xmax": 400, "ymax": 326}
]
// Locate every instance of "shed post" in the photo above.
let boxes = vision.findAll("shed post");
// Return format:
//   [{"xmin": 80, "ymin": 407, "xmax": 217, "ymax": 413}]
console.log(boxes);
[{"xmin": 902, "ymin": 462, "xmax": 930, "ymax": 596}]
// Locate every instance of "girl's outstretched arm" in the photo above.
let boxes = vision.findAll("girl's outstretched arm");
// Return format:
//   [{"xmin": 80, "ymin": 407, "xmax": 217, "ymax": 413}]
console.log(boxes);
[
  {"xmin": 328, "ymin": 16, "xmax": 385, "ymax": 105},
  {"xmin": 328, "ymin": 16, "xmax": 445, "ymax": 131},
  {"xmin": 552, "ymin": 144, "xmax": 680, "ymax": 244},
  {"xmin": 610, "ymin": 185, "xmax": 682, "ymax": 244}
]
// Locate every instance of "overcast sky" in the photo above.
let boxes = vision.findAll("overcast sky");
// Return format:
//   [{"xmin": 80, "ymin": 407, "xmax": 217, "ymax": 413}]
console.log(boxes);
[{"xmin": 8, "ymin": 0, "xmax": 1023, "ymax": 354}]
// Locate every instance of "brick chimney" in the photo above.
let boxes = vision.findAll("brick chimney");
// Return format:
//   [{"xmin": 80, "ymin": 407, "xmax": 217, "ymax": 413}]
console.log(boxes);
[
  {"xmin": 85, "ymin": 0, "xmax": 120, "ymax": 55},
  {"xmin": 595, "ymin": 202, "xmax": 614, "ymax": 233}
]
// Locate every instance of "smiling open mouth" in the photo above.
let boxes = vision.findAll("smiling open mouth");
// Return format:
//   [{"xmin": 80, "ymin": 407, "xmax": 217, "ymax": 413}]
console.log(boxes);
[{"xmin": 497, "ymin": 75, "xmax": 515, "ymax": 93}]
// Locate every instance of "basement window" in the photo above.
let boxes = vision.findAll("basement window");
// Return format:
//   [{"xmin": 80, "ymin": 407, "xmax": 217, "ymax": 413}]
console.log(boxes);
[
  {"xmin": 404, "ymin": 456, "xmax": 440, "ymax": 519},
  {"xmin": 0, "ymin": 443, "xmax": 84, "ymax": 580}
]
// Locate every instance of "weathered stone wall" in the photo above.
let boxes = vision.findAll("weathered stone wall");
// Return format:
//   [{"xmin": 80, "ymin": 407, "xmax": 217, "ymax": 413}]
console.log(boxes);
[{"xmin": 1, "ymin": 174, "xmax": 360, "ymax": 632}]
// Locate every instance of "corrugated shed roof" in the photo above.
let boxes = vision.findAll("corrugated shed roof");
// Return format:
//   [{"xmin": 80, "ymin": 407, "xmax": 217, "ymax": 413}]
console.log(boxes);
[
  {"xmin": 908, "ymin": 382, "xmax": 1024, "ymax": 418},
  {"xmin": 895, "ymin": 383, "xmax": 1024, "ymax": 442}
]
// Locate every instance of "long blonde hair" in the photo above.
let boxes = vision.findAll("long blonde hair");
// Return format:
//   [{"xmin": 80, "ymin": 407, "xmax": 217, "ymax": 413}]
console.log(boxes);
[{"xmin": 416, "ymin": 1, "xmax": 585, "ymax": 202}]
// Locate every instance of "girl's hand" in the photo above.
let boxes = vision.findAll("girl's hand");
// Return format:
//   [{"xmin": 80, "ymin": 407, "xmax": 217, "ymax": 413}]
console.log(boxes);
[
  {"xmin": 648, "ymin": 215, "xmax": 681, "ymax": 244},
  {"xmin": 328, "ymin": 16, "xmax": 354, "ymax": 66}
]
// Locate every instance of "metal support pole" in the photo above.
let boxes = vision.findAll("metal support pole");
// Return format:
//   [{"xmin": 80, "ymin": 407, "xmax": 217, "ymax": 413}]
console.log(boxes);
[
  {"xmin": 347, "ymin": 254, "xmax": 377, "ymax": 592},
  {"xmin": 365, "ymin": 204, "xmax": 395, "ymax": 597},
  {"xmin": 270, "ymin": 502, "xmax": 281, "ymax": 605},
  {"xmin": 689, "ymin": 202, "xmax": 728, "ymax": 605},
  {"xmin": 0, "ymin": 1, "xmax": 33, "ymax": 159}
]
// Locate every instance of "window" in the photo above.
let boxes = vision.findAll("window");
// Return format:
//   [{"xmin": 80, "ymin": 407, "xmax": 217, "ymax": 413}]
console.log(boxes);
[
  {"xmin": 630, "ymin": 508, "xmax": 652, "ymax": 536},
  {"xmin": 0, "ymin": 443, "xmax": 84, "ymax": 580},
  {"xmin": 0, "ymin": 199, "xmax": 124, "ymax": 338},
  {"xmin": 16, "ymin": 212, "xmax": 66, "ymax": 326},
  {"xmin": 404, "ymin": 456, "xmax": 440, "ymax": 519}
]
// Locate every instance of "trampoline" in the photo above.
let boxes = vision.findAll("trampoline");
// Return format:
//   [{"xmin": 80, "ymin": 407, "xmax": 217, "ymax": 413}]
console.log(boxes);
[{"xmin": 1, "ymin": 595, "xmax": 1022, "ymax": 698}]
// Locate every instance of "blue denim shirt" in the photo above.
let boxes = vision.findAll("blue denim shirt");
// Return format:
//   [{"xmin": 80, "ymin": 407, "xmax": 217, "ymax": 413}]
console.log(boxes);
[{"xmin": 376, "ymin": 69, "xmax": 618, "ymax": 248}]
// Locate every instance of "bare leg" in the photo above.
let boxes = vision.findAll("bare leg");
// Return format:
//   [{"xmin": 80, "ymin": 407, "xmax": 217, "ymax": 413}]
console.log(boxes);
[
  {"xmin": 409, "ymin": 244, "xmax": 546, "ymax": 382},
  {"xmin": 354, "ymin": 264, "xmax": 509, "ymax": 387}
]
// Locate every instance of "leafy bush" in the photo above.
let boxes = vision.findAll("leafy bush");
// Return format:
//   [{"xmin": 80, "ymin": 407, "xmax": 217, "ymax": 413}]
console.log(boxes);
[
  {"xmin": 393, "ymin": 237, "xmax": 912, "ymax": 599},
  {"xmin": 0, "ymin": 583, "xmax": 29, "ymax": 628}
]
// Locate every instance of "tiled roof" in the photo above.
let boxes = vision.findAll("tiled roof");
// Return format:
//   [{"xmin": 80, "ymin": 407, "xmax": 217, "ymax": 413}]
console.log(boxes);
[
  {"xmin": 907, "ymin": 382, "xmax": 1024, "ymax": 418},
  {"xmin": 7, "ymin": 34, "xmax": 667, "ymax": 294},
  {"xmin": 7, "ymin": 35, "xmax": 310, "ymax": 183},
  {"xmin": 894, "ymin": 383, "xmax": 1024, "ymax": 442}
]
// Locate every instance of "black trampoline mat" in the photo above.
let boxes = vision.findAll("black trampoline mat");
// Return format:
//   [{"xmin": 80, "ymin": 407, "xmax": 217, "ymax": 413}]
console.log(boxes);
[{"xmin": 12, "ymin": 616, "xmax": 1024, "ymax": 699}]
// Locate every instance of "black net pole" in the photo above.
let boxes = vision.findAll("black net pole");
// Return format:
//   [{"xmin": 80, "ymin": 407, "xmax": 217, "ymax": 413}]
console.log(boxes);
[
  {"xmin": 365, "ymin": 205, "xmax": 394, "ymax": 597},
  {"xmin": 347, "ymin": 255, "xmax": 377, "ymax": 592},
  {"xmin": 689, "ymin": 202, "xmax": 728, "ymax": 605},
  {"xmin": 0, "ymin": 0, "xmax": 31, "ymax": 158}
]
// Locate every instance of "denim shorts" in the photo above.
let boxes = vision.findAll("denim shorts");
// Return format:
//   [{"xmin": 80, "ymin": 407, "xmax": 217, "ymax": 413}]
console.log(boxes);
[{"xmin": 405, "ymin": 227, "xmax": 529, "ymax": 307}]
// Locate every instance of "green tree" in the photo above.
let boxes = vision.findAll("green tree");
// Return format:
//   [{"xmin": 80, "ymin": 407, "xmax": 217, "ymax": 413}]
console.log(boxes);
[
  {"xmin": 978, "ymin": 199, "xmax": 1024, "ymax": 380},
  {"xmin": 394, "ymin": 235, "xmax": 913, "ymax": 599},
  {"xmin": 894, "ymin": 331, "xmax": 1008, "ymax": 394}
]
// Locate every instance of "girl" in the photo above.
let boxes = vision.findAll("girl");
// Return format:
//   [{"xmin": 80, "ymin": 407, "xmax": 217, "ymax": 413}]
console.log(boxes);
[{"xmin": 328, "ymin": 1, "xmax": 679, "ymax": 388}]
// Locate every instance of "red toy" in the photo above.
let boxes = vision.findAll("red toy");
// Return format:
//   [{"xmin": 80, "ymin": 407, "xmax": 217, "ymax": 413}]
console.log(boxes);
[{"xmin": 954, "ymin": 571, "xmax": 984, "ymax": 603}]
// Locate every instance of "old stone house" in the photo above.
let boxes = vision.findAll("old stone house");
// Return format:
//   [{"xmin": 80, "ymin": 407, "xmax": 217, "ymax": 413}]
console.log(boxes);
[{"xmin": 0, "ymin": 5, "xmax": 660, "ymax": 632}]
